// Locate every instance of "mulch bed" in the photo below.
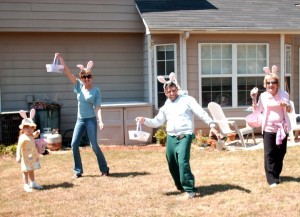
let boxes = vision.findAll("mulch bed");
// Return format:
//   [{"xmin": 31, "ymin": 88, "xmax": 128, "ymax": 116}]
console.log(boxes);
[{"xmin": 101, "ymin": 144, "xmax": 166, "ymax": 151}]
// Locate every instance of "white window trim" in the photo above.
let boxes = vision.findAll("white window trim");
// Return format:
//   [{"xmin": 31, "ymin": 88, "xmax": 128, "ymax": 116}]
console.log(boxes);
[
  {"xmin": 285, "ymin": 44, "xmax": 292, "ymax": 94},
  {"xmin": 198, "ymin": 43, "xmax": 269, "ymax": 108},
  {"xmin": 154, "ymin": 43, "xmax": 177, "ymax": 110}
]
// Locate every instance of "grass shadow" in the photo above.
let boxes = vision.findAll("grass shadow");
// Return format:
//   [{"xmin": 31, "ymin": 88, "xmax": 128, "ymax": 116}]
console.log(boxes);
[
  {"xmin": 164, "ymin": 183, "xmax": 251, "ymax": 197},
  {"xmin": 164, "ymin": 191, "xmax": 184, "ymax": 196},
  {"xmin": 198, "ymin": 184, "xmax": 251, "ymax": 197},
  {"xmin": 280, "ymin": 176, "xmax": 300, "ymax": 183},
  {"xmin": 42, "ymin": 182, "xmax": 74, "ymax": 190},
  {"xmin": 107, "ymin": 171, "xmax": 151, "ymax": 178}
]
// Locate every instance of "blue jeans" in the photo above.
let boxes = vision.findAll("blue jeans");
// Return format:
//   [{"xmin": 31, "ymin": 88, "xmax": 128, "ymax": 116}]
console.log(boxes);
[{"xmin": 71, "ymin": 116, "xmax": 108, "ymax": 175}]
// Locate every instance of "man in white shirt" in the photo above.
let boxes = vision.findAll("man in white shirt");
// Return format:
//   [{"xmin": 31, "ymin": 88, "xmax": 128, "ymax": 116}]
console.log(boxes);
[{"xmin": 136, "ymin": 76, "xmax": 218, "ymax": 200}]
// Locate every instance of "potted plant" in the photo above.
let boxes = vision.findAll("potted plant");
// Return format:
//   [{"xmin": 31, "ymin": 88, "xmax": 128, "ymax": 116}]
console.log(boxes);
[
  {"xmin": 31, "ymin": 97, "xmax": 63, "ymax": 135},
  {"xmin": 153, "ymin": 125, "xmax": 167, "ymax": 146}
]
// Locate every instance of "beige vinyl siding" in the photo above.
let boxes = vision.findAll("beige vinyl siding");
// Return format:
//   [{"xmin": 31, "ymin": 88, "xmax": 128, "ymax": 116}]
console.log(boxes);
[
  {"xmin": 0, "ymin": 0, "xmax": 144, "ymax": 32},
  {"xmin": 0, "ymin": 32, "xmax": 145, "ymax": 132},
  {"xmin": 186, "ymin": 34, "xmax": 281, "ymax": 100},
  {"xmin": 187, "ymin": 34, "xmax": 289, "ymax": 134}
]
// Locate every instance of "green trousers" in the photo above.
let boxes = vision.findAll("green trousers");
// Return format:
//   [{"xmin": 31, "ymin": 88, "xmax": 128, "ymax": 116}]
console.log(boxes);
[{"xmin": 166, "ymin": 134, "xmax": 196, "ymax": 193}]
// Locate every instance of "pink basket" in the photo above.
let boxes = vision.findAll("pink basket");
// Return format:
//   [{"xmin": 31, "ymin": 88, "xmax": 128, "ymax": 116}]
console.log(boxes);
[
  {"xmin": 246, "ymin": 111, "xmax": 263, "ymax": 128},
  {"xmin": 35, "ymin": 138, "xmax": 47, "ymax": 154}
]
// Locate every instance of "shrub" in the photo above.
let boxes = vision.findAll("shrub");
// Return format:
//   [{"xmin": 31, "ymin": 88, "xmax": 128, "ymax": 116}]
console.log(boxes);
[
  {"xmin": 0, "ymin": 144, "xmax": 17, "ymax": 156},
  {"xmin": 153, "ymin": 125, "xmax": 167, "ymax": 146}
]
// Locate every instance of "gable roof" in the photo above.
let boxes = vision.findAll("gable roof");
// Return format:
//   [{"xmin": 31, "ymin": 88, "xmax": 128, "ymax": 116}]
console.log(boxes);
[{"xmin": 135, "ymin": 0, "xmax": 300, "ymax": 34}]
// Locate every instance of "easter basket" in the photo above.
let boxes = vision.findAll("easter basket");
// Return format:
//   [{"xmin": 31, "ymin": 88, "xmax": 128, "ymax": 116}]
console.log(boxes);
[
  {"xmin": 128, "ymin": 123, "xmax": 150, "ymax": 142},
  {"xmin": 46, "ymin": 55, "xmax": 64, "ymax": 73},
  {"xmin": 35, "ymin": 138, "xmax": 47, "ymax": 154}
]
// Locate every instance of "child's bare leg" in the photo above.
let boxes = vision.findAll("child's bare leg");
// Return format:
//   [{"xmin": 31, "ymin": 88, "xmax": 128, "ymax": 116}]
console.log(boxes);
[
  {"xmin": 22, "ymin": 171, "xmax": 32, "ymax": 192},
  {"xmin": 22, "ymin": 171, "xmax": 29, "ymax": 184},
  {"xmin": 28, "ymin": 170, "xmax": 43, "ymax": 190},
  {"xmin": 28, "ymin": 170, "xmax": 35, "ymax": 182}
]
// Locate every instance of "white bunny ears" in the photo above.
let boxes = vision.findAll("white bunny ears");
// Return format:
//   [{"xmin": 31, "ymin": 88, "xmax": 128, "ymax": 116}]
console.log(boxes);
[
  {"xmin": 19, "ymin": 109, "xmax": 37, "ymax": 129},
  {"xmin": 157, "ymin": 72, "xmax": 181, "ymax": 90},
  {"xmin": 263, "ymin": 65, "xmax": 277, "ymax": 75},
  {"xmin": 77, "ymin": 61, "xmax": 93, "ymax": 72}
]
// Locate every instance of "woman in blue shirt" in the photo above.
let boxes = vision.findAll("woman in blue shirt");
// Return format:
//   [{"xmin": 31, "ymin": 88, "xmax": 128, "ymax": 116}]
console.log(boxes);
[{"xmin": 56, "ymin": 53, "xmax": 109, "ymax": 178}]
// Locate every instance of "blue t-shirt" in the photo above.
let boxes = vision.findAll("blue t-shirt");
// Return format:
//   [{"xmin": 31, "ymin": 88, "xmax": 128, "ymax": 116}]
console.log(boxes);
[{"xmin": 74, "ymin": 79, "xmax": 101, "ymax": 119}]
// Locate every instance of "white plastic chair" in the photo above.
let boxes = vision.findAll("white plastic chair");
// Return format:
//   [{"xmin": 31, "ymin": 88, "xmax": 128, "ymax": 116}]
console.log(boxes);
[
  {"xmin": 287, "ymin": 101, "xmax": 300, "ymax": 144},
  {"xmin": 208, "ymin": 102, "xmax": 256, "ymax": 147}
]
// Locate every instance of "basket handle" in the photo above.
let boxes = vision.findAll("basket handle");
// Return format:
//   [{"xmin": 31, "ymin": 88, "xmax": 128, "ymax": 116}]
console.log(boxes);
[
  {"xmin": 52, "ymin": 54, "xmax": 60, "ymax": 66},
  {"xmin": 136, "ymin": 122, "xmax": 143, "ymax": 132}
]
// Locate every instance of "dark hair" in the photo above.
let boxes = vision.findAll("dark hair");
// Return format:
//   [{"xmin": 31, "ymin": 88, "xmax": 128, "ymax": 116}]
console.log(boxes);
[
  {"xmin": 164, "ymin": 82, "xmax": 178, "ymax": 90},
  {"xmin": 79, "ymin": 70, "xmax": 91, "ymax": 78}
]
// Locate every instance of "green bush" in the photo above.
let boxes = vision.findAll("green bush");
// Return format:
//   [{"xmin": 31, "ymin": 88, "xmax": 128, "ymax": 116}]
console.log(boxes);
[
  {"xmin": 0, "ymin": 144, "xmax": 17, "ymax": 156},
  {"xmin": 153, "ymin": 125, "xmax": 167, "ymax": 146}
]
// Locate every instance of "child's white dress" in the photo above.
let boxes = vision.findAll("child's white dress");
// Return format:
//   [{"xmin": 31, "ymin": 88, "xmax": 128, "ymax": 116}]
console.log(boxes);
[{"xmin": 17, "ymin": 134, "xmax": 41, "ymax": 172}]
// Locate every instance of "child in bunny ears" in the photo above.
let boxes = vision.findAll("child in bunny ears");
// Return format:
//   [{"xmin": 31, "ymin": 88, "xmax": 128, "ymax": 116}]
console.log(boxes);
[
  {"xmin": 16, "ymin": 109, "xmax": 43, "ymax": 192},
  {"xmin": 55, "ymin": 53, "xmax": 109, "ymax": 178},
  {"xmin": 252, "ymin": 65, "xmax": 292, "ymax": 188},
  {"xmin": 136, "ymin": 72, "xmax": 219, "ymax": 200}
]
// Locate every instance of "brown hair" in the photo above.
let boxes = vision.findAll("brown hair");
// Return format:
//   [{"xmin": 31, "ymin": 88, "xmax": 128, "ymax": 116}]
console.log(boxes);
[{"xmin": 79, "ymin": 70, "xmax": 92, "ymax": 78}]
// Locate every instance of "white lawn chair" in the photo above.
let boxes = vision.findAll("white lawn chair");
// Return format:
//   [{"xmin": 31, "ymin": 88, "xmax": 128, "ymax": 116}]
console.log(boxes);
[
  {"xmin": 208, "ymin": 102, "xmax": 256, "ymax": 147},
  {"xmin": 287, "ymin": 101, "xmax": 300, "ymax": 144}
]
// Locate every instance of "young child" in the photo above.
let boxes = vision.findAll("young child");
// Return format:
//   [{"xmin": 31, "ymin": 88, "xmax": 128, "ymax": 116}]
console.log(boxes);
[{"xmin": 16, "ymin": 109, "xmax": 43, "ymax": 192}]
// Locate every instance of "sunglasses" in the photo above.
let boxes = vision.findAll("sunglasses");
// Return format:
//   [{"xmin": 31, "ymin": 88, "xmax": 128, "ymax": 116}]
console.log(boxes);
[
  {"xmin": 81, "ymin": 74, "xmax": 92, "ymax": 79},
  {"xmin": 266, "ymin": 81, "xmax": 278, "ymax": 85}
]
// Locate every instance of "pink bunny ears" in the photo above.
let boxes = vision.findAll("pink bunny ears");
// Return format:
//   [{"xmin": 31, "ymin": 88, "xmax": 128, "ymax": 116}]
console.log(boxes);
[
  {"xmin": 157, "ymin": 72, "xmax": 181, "ymax": 90},
  {"xmin": 77, "ymin": 61, "xmax": 93, "ymax": 72},
  {"xmin": 263, "ymin": 65, "xmax": 277, "ymax": 75},
  {"xmin": 19, "ymin": 109, "xmax": 37, "ymax": 129}
]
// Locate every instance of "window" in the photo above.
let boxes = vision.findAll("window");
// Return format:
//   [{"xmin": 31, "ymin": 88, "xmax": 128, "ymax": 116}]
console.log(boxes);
[
  {"xmin": 285, "ymin": 44, "xmax": 291, "ymax": 94},
  {"xmin": 154, "ymin": 44, "xmax": 176, "ymax": 108},
  {"xmin": 199, "ymin": 43, "xmax": 268, "ymax": 107}
]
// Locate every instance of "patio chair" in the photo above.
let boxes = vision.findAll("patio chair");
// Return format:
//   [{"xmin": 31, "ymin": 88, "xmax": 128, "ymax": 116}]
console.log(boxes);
[
  {"xmin": 287, "ymin": 100, "xmax": 300, "ymax": 144},
  {"xmin": 208, "ymin": 102, "xmax": 256, "ymax": 147}
]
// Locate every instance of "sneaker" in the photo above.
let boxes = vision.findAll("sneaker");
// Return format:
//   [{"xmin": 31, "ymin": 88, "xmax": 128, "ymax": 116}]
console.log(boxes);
[
  {"xmin": 101, "ymin": 167, "xmax": 110, "ymax": 176},
  {"xmin": 270, "ymin": 183, "xmax": 277, "ymax": 188},
  {"xmin": 24, "ymin": 184, "xmax": 32, "ymax": 193},
  {"xmin": 72, "ymin": 173, "xmax": 82, "ymax": 179},
  {"xmin": 30, "ymin": 182, "xmax": 43, "ymax": 190},
  {"xmin": 177, "ymin": 190, "xmax": 200, "ymax": 200}
]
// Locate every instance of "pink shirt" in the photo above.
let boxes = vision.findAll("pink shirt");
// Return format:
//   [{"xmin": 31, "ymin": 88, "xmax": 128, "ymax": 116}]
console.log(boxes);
[{"xmin": 256, "ymin": 89, "xmax": 291, "ymax": 133}]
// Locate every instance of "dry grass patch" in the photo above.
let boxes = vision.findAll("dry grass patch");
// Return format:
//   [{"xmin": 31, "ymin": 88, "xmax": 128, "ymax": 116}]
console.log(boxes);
[{"xmin": 0, "ymin": 145, "xmax": 299, "ymax": 217}]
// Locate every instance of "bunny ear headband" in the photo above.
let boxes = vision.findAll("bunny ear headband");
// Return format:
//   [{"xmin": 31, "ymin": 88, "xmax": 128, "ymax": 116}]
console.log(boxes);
[
  {"xmin": 157, "ymin": 72, "xmax": 181, "ymax": 90},
  {"xmin": 263, "ymin": 65, "xmax": 278, "ymax": 75},
  {"xmin": 77, "ymin": 61, "xmax": 93, "ymax": 72},
  {"xmin": 19, "ymin": 109, "xmax": 37, "ymax": 129}
]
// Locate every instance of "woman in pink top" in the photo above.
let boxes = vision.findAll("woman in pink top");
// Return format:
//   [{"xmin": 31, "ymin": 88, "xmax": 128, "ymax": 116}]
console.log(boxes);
[{"xmin": 253, "ymin": 65, "xmax": 292, "ymax": 188}]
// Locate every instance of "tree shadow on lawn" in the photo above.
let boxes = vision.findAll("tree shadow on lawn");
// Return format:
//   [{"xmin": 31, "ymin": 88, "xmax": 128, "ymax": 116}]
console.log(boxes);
[
  {"xmin": 42, "ymin": 182, "xmax": 74, "ymax": 190},
  {"xmin": 198, "ymin": 184, "xmax": 251, "ymax": 197}
]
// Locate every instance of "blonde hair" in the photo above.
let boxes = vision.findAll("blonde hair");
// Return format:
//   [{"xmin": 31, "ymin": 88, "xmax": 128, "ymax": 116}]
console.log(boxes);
[{"xmin": 263, "ymin": 73, "xmax": 280, "ymax": 88}]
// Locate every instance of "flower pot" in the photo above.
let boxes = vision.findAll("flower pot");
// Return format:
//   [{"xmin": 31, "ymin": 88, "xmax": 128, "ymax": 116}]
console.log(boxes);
[
  {"xmin": 226, "ymin": 133, "xmax": 236, "ymax": 142},
  {"xmin": 46, "ymin": 133, "xmax": 62, "ymax": 151}
]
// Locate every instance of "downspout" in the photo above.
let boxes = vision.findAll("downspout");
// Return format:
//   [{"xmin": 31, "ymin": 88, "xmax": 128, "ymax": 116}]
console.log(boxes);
[
  {"xmin": 136, "ymin": 5, "xmax": 152, "ymax": 103},
  {"xmin": 180, "ymin": 31, "xmax": 190, "ymax": 90},
  {"xmin": 280, "ymin": 34, "xmax": 285, "ymax": 90},
  {"xmin": 147, "ymin": 34, "xmax": 153, "ymax": 103}
]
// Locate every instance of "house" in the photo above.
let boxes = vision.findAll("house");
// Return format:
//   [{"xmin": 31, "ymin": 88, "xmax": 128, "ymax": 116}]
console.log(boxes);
[{"xmin": 0, "ymin": 0, "xmax": 300, "ymax": 145}]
